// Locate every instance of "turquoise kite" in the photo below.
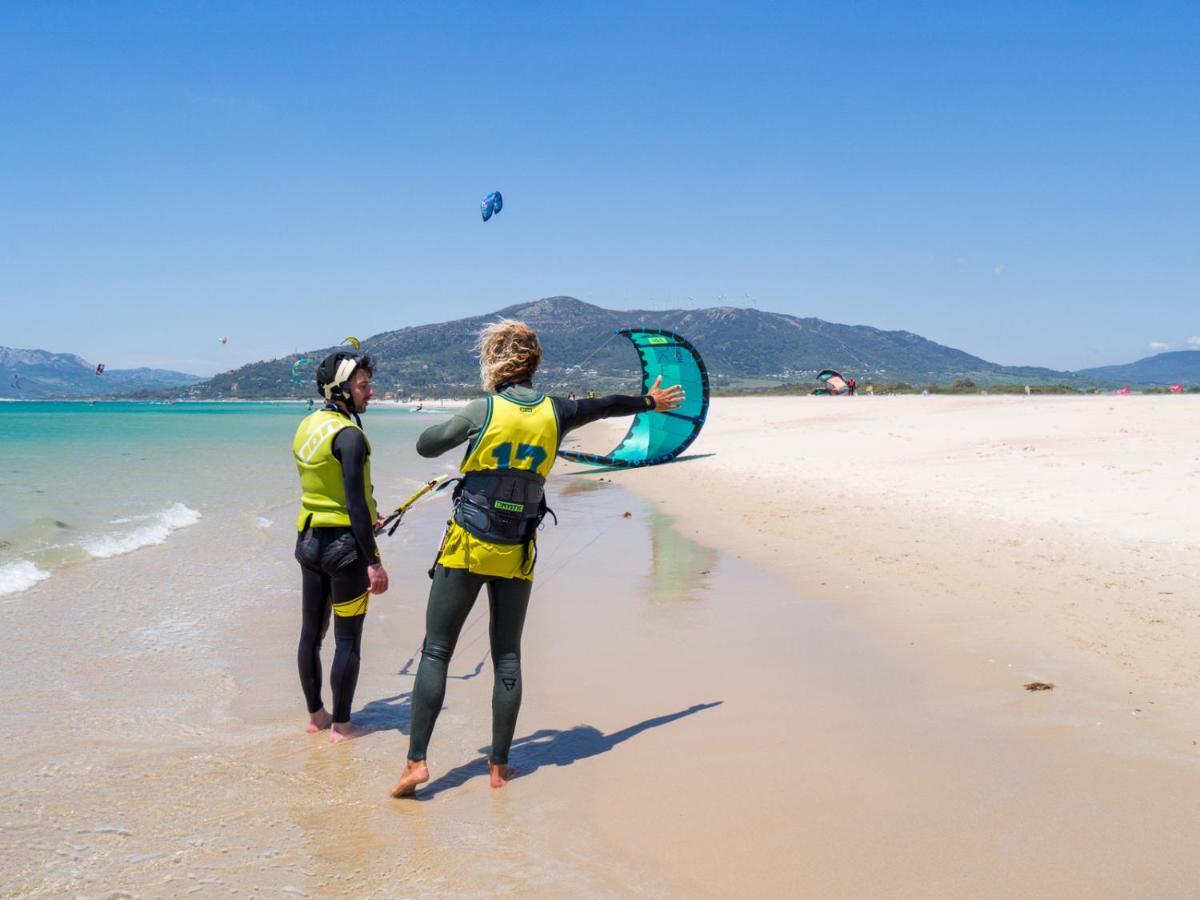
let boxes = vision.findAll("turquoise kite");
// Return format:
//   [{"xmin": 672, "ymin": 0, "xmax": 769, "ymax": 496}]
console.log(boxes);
[{"xmin": 558, "ymin": 328, "xmax": 710, "ymax": 467}]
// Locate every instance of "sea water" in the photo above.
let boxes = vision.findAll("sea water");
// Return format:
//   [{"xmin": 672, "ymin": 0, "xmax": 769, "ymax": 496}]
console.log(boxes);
[{"xmin": 0, "ymin": 401, "xmax": 449, "ymax": 597}]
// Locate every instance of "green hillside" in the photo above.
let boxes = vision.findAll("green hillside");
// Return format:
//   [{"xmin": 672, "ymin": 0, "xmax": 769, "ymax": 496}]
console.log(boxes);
[{"xmin": 183, "ymin": 296, "xmax": 1090, "ymax": 399}]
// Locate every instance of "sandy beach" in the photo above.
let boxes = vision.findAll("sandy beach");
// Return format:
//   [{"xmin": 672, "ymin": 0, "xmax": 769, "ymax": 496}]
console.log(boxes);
[
  {"xmin": 5, "ymin": 395, "xmax": 1200, "ymax": 896},
  {"xmin": 588, "ymin": 394, "xmax": 1200, "ymax": 893}
]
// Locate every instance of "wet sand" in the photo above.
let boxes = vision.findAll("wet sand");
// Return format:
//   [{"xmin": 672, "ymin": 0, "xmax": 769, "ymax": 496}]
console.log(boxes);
[
  {"xmin": 584, "ymin": 393, "xmax": 1200, "ymax": 894},
  {"xmin": 5, "ymin": 469, "xmax": 873, "ymax": 896},
  {"xmin": 5, "ymin": 394, "xmax": 1200, "ymax": 896}
]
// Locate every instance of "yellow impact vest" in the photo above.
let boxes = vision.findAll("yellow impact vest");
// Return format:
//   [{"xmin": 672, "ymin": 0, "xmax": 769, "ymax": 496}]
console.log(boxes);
[
  {"xmin": 293, "ymin": 408, "xmax": 378, "ymax": 531},
  {"xmin": 437, "ymin": 393, "xmax": 559, "ymax": 580}
]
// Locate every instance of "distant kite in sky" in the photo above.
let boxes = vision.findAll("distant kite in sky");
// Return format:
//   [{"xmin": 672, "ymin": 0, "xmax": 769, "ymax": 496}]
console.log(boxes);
[
  {"xmin": 341, "ymin": 336, "xmax": 361, "ymax": 351},
  {"xmin": 291, "ymin": 357, "xmax": 313, "ymax": 383},
  {"xmin": 95, "ymin": 363, "xmax": 106, "ymax": 376},
  {"xmin": 218, "ymin": 336, "xmax": 228, "ymax": 344},
  {"xmin": 481, "ymin": 191, "xmax": 503, "ymax": 222}
]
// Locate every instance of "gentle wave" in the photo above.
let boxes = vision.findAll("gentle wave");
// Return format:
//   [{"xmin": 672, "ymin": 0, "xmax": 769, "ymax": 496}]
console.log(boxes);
[
  {"xmin": 0, "ymin": 559, "xmax": 52, "ymax": 596},
  {"xmin": 83, "ymin": 503, "xmax": 202, "ymax": 559}
]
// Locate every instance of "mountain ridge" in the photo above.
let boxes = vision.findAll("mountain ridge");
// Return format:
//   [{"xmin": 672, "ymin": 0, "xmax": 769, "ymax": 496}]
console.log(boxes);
[
  {"xmin": 0, "ymin": 347, "xmax": 203, "ymax": 399},
  {"xmin": 1075, "ymin": 350, "xmax": 1200, "ymax": 385},
  {"xmin": 13, "ymin": 297, "xmax": 1195, "ymax": 400},
  {"xmin": 186, "ymin": 296, "xmax": 1084, "ymax": 399}
]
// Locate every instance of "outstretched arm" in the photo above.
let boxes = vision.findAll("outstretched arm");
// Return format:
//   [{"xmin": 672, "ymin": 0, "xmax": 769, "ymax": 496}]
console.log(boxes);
[{"xmin": 556, "ymin": 376, "xmax": 686, "ymax": 434}]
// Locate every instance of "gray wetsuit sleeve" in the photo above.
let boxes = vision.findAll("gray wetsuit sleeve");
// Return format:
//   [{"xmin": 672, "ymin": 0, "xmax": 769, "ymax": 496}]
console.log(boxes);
[{"xmin": 416, "ymin": 399, "xmax": 489, "ymax": 458}]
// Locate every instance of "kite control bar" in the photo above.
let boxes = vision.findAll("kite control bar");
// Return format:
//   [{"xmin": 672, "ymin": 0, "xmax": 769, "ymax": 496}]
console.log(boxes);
[{"xmin": 375, "ymin": 475, "xmax": 455, "ymax": 537}]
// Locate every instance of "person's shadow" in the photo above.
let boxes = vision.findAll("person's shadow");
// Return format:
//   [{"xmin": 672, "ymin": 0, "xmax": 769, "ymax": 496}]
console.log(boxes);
[
  {"xmin": 354, "ymin": 691, "xmax": 413, "ymax": 734},
  {"xmin": 397, "ymin": 655, "xmax": 487, "ymax": 680},
  {"xmin": 559, "ymin": 452, "xmax": 716, "ymax": 476},
  {"xmin": 415, "ymin": 701, "xmax": 723, "ymax": 799},
  {"xmin": 358, "ymin": 655, "xmax": 490, "ymax": 735}
]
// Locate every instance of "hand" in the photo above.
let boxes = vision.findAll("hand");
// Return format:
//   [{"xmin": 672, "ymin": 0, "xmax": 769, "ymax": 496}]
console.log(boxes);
[
  {"xmin": 368, "ymin": 563, "xmax": 389, "ymax": 595},
  {"xmin": 647, "ymin": 375, "xmax": 685, "ymax": 412}
]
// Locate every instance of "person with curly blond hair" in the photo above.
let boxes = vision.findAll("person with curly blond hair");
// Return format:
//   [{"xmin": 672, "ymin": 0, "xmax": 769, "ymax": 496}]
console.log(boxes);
[{"xmin": 390, "ymin": 318, "xmax": 684, "ymax": 797}]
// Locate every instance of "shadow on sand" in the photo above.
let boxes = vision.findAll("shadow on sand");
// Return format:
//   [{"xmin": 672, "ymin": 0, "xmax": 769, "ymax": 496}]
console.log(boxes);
[
  {"xmin": 397, "ymin": 654, "xmax": 488, "ymax": 680},
  {"xmin": 415, "ymin": 701, "xmax": 723, "ymax": 799},
  {"xmin": 558, "ymin": 452, "xmax": 716, "ymax": 476},
  {"xmin": 354, "ymin": 691, "xmax": 413, "ymax": 734},
  {"xmin": 357, "ymin": 655, "xmax": 490, "ymax": 735}
]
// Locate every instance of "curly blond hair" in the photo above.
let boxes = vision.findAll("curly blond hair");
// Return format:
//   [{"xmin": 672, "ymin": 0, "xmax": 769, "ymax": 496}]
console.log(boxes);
[{"xmin": 477, "ymin": 319, "xmax": 542, "ymax": 392}]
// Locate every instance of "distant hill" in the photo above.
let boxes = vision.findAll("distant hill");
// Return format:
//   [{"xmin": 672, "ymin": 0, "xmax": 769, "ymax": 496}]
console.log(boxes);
[
  {"xmin": 0, "ymin": 347, "xmax": 203, "ymax": 399},
  {"xmin": 1076, "ymin": 350, "xmax": 1200, "ymax": 387},
  {"xmin": 186, "ymin": 296, "xmax": 1088, "ymax": 399}
]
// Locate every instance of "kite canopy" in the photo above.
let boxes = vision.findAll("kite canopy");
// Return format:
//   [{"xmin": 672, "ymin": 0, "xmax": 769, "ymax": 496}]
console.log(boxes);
[
  {"xmin": 290, "ymin": 357, "xmax": 313, "ymax": 383},
  {"xmin": 558, "ymin": 328, "xmax": 710, "ymax": 468},
  {"xmin": 817, "ymin": 369, "xmax": 848, "ymax": 394},
  {"xmin": 481, "ymin": 191, "xmax": 503, "ymax": 222}
]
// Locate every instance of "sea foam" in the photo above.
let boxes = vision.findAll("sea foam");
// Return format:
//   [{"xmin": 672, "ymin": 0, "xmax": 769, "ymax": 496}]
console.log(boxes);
[
  {"xmin": 83, "ymin": 503, "xmax": 202, "ymax": 559},
  {"xmin": 0, "ymin": 559, "xmax": 52, "ymax": 596}
]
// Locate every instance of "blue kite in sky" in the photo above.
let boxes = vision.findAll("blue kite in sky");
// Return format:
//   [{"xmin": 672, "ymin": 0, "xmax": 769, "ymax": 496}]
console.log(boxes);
[{"xmin": 481, "ymin": 191, "xmax": 503, "ymax": 222}]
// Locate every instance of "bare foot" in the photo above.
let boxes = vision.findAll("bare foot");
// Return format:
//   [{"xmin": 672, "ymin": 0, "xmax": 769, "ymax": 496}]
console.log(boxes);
[
  {"xmin": 306, "ymin": 709, "xmax": 333, "ymax": 733},
  {"xmin": 489, "ymin": 762, "xmax": 516, "ymax": 789},
  {"xmin": 389, "ymin": 760, "xmax": 429, "ymax": 798},
  {"xmin": 329, "ymin": 721, "xmax": 367, "ymax": 743}
]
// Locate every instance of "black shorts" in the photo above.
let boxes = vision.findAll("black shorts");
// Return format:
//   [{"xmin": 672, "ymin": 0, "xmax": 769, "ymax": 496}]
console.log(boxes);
[{"xmin": 295, "ymin": 526, "xmax": 371, "ymax": 617}]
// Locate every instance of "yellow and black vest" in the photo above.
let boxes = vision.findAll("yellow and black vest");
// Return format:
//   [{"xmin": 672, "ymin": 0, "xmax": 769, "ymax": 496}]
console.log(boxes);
[
  {"xmin": 437, "ymin": 393, "xmax": 559, "ymax": 580},
  {"xmin": 293, "ymin": 408, "xmax": 378, "ymax": 531}
]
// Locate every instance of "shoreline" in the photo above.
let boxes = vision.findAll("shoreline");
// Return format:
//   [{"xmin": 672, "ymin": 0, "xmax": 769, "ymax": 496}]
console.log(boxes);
[{"xmin": 591, "ymin": 395, "xmax": 1200, "ymax": 711}]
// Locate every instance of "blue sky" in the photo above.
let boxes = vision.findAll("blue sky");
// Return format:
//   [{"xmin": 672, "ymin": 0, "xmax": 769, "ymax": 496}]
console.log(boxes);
[{"xmin": 1, "ymin": 2, "xmax": 1196, "ymax": 375}]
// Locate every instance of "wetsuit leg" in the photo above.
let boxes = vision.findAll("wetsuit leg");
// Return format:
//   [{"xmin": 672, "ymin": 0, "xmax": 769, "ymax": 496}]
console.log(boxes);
[
  {"xmin": 297, "ymin": 527, "xmax": 370, "ymax": 723},
  {"xmin": 328, "ymin": 553, "xmax": 371, "ymax": 725},
  {"xmin": 407, "ymin": 565, "xmax": 486, "ymax": 761},
  {"xmin": 486, "ymin": 577, "xmax": 532, "ymax": 765},
  {"xmin": 297, "ymin": 562, "xmax": 332, "ymax": 715}
]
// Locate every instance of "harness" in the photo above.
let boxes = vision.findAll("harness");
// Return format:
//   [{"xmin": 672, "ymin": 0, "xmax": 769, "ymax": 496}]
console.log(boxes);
[{"xmin": 451, "ymin": 468, "xmax": 551, "ymax": 545}]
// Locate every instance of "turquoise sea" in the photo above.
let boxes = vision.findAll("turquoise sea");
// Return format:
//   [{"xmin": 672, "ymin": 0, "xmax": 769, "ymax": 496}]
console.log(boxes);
[{"xmin": 0, "ymin": 401, "xmax": 449, "ymax": 596}]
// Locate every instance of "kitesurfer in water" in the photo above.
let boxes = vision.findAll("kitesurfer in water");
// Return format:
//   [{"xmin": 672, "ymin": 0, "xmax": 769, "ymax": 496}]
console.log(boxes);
[
  {"xmin": 390, "ymin": 319, "xmax": 684, "ymax": 796},
  {"xmin": 292, "ymin": 351, "xmax": 389, "ymax": 742}
]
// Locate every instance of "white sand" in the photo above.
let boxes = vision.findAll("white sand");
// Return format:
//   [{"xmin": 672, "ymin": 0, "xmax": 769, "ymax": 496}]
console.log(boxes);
[
  {"xmin": 576, "ymin": 394, "xmax": 1200, "ymax": 892},
  {"xmin": 601, "ymin": 395, "xmax": 1200, "ymax": 690}
]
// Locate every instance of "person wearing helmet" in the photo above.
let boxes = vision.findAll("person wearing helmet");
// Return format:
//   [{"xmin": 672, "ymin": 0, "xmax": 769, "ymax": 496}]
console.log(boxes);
[
  {"xmin": 389, "ymin": 319, "xmax": 684, "ymax": 797},
  {"xmin": 292, "ymin": 350, "xmax": 389, "ymax": 742}
]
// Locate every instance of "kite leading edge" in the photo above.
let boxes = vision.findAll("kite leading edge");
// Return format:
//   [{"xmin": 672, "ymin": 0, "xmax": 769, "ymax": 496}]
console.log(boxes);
[{"xmin": 557, "ymin": 328, "xmax": 710, "ymax": 468}]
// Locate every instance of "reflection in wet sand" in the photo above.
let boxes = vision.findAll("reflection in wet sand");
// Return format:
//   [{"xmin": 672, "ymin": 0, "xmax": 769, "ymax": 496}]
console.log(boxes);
[
  {"xmin": 645, "ymin": 506, "xmax": 717, "ymax": 603},
  {"xmin": 557, "ymin": 475, "xmax": 610, "ymax": 496}
]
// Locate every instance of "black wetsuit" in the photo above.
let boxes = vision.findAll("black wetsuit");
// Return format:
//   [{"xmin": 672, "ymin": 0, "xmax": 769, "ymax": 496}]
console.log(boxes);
[
  {"xmin": 295, "ymin": 422, "xmax": 380, "ymax": 724},
  {"xmin": 406, "ymin": 385, "xmax": 655, "ymax": 766}
]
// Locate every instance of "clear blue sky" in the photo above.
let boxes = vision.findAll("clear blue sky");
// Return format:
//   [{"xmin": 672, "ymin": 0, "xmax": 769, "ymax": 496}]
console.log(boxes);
[{"xmin": 2, "ymin": 2, "xmax": 1196, "ymax": 375}]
